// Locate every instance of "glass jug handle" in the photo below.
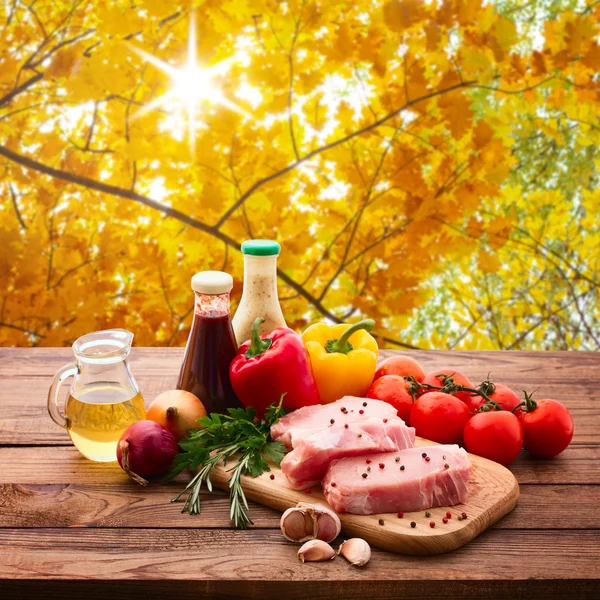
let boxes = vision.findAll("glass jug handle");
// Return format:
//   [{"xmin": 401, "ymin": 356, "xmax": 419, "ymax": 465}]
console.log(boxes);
[{"xmin": 47, "ymin": 362, "xmax": 78, "ymax": 427}]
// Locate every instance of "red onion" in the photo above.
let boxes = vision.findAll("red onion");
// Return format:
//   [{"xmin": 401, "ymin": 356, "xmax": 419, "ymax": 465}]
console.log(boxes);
[{"xmin": 117, "ymin": 420, "xmax": 178, "ymax": 486}]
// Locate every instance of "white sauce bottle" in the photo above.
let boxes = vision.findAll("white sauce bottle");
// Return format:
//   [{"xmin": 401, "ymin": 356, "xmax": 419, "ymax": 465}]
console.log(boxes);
[{"xmin": 232, "ymin": 239, "xmax": 287, "ymax": 346}]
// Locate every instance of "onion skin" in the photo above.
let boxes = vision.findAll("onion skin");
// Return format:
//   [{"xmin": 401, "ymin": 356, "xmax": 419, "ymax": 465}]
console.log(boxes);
[
  {"xmin": 146, "ymin": 390, "xmax": 207, "ymax": 441},
  {"xmin": 117, "ymin": 420, "xmax": 179, "ymax": 486}
]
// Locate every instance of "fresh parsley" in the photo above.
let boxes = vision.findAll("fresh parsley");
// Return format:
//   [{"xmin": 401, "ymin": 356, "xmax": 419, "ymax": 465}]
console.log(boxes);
[{"xmin": 168, "ymin": 396, "xmax": 288, "ymax": 528}]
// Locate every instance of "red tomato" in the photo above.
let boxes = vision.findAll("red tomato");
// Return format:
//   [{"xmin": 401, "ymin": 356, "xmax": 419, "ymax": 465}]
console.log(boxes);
[
  {"xmin": 519, "ymin": 398, "xmax": 574, "ymax": 458},
  {"xmin": 463, "ymin": 411, "xmax": 523, "ymax": 466},
  {"xmin": 410, "ymin": 392, "xmax": 471, "ymax": 444},
  {"xmin": 366, "ymin": 375, "xmax": 413, "ymax": 422},
  {"xmin": 422, "ymin": 369, "xmax": 473, "ymax": 404},
  {"xmin": 374, "ymin": 355, "xmax": 426, "ymax": 383},
  {"xmin": 464, "ymin": 383, "xmax": 522, "ymax": 415}
]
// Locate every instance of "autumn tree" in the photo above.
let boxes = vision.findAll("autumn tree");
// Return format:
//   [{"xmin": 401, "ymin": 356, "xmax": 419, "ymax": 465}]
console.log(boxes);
[{"xmin": 0, "ymin": 0, "xmax": 598, "ymax": 349}]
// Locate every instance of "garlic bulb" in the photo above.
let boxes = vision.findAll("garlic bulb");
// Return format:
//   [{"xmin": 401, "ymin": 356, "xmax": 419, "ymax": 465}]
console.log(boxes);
[{"xmin": 280, "ymin": 502, "xmax": 342, "ymax": 543}]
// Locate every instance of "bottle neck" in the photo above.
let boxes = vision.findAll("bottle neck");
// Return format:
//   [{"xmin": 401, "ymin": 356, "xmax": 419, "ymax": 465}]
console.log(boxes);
[
  {"xmin": 242, "ymin": 254, "xmax": 278, "ymax": 297},
  {"xmin": 193, "ymin": 291, "xmax": 231, "ymax": 318}
]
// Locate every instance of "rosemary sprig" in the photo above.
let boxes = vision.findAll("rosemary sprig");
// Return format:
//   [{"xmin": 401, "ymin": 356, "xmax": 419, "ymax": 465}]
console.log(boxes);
[{"xmin": 168, "ymin": 396, "xmax": 288, "ymax": 528}]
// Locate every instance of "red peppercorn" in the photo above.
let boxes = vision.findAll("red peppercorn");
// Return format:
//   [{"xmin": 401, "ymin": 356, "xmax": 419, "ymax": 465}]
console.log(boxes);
[
  {"xmin": 383, "ymin": 418, "xmax": 388, "ymax": 423},
  {"xmin": 379, "ymin": 463, "xmax": 385, "ymax": 469},
  {"xmin": 430, "ymin": 521, "xmax": 435, "ymax": 528},
  {"xmin": 442, "ymin": 517, "xmax": 448, "ymax": 524},
  {"xmin": 344, "ymin": 424, "xmax": 349, "ymax": 429},
  {"xmin": 359, "ymin": 409, "xmax": 364, "ymax": 415},
  {"xmin": 461, "ymin": 512, "xmax": 467, "ymax": 519},
  {"xmin": 269, "ymin": 474, "xmax": 274, "ymax": 480},
  {"xmin": 331, "ymin": 482, "xmax": 336, "ymax": 487},
  {"xmin": 446, "ymin": 511, "xmax": 452, "ymax": 518},
  {"xmin": 425, "ymin": 456, "xmax": 431, "ymax": 462},
  {"xmin": 397, "ymin": 512, "xmax": 404, "ymax": 518},
  {"xmin": 366, "ymin": 459, "xmax": 372, "ymax": 464}
]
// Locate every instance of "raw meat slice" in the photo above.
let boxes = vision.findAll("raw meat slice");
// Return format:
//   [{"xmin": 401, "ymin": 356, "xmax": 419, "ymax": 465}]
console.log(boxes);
[
  {"xmin": 281, "ymin": 417, "xmax": 415, "ymax": 490},
  {"xmin": 323, "ymin": 445, "xmax": 472, "ymax": 514},
  {"xmin": 271, "ymin": 397, "xmax": 399, "ymax": 450}
]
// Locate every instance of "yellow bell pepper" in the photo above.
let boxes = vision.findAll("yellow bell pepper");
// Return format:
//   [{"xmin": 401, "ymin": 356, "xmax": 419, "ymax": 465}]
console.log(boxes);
[{"xmin": 301, "ymin": 319, "xmax": 379, "ymax": 404}]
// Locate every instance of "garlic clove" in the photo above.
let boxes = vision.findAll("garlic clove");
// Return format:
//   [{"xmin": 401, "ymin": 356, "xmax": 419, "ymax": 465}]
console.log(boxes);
[
  {"xmin": 281, "ymin": 507, "xmax": 313, "ymax": 542},
  {"xmin": 315, "ymin": 511, "xmax": 341, "ymax": 543},
  {"xmin": 298, "ymin": 539, "xmax": 336, "ymax": 562},
  {"xmin": 338, "ymin": 538, "xmax": 371, "ymax": 567}
]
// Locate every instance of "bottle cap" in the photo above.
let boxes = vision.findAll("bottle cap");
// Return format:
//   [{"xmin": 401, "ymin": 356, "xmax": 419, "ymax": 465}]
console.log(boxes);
[
  {"xmin": 241, "ymin": 239, "xmax": 280, "ymax": 256},
  {"xmin": 191, "ymin": 271, "xmax": 233, "ymax": 294}
]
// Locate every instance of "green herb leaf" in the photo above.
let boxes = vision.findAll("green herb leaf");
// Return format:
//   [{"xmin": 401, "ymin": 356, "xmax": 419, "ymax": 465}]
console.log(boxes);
[{"xmin": 169, "ymin": 395, "xmax": 290, "ymax": 528}]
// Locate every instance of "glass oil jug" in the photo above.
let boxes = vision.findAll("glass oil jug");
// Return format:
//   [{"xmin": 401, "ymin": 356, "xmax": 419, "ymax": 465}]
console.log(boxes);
[{"xmin": 47, "ymin": 329, "xmax": 146, "ymax": 462}]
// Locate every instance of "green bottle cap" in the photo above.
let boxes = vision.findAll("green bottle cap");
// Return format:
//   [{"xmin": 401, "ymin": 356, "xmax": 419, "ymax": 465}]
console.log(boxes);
[{"xmin": 241, "ymin": 239, "xmax": 281, "ymax": 256}]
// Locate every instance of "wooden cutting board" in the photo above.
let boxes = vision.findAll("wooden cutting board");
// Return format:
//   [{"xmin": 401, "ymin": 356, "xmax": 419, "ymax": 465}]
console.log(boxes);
[{"xmin": 210, "ymin": 437, "xmax": 519, "ymax": 555}]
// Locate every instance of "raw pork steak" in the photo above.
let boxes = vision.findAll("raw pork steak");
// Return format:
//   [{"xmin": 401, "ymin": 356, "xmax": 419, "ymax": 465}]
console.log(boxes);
[
  {"xmin": 323, "ymin": 445, "xmax": 472, "ymax": 514},
  {"xmin": 271, "ymin": 397, "xmax": 399, "ymax": 450},
  {"xmin": 280, "ymin": 417, "xmax": 415, "ymax": 490}
]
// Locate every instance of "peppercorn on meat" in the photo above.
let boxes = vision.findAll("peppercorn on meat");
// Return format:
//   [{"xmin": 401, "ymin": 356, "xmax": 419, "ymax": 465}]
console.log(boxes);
[
  {"xmin": 281, "ymin": 417, "xmax": 416, "ymax": 489},
  {"xmin": 270, "ymin": 397, "xmax": 400, "ymax": 450},
  {"xmin": 322, "ymin": 445, "xmax": 472, "ymax": 515}
]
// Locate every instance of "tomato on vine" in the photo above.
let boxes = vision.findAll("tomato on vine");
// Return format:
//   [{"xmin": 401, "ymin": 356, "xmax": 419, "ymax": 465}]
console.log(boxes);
[
  {"xmin": 410, "ymin": 392, "xmax": 471, "ymax": 444},
  {"xmin": 465, "ymin": 381, "xmax": 522, "ymax": 415},
  {"xmin": 518, "ymin": 393, "xmax": 574, "ymax": 458},
  {"xmin": 463, "ymin": 410, "xmax": 523, "ymax": 466},
  {"xmin": 421, "ymin": 369, "xmax": 474, "ymax": 404},
  {"xmin": 373, "ymin": 355, "xmax": 426, "ymax": 383},
  {"xmin": 366, "ymin": 375, "xmax": 413, "ymax": 422}
]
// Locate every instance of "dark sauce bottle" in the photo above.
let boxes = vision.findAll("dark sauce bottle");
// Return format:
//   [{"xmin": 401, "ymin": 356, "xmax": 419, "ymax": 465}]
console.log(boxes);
[{"xmin": 177, "ymin": 271, "xmax": 241, "ymax": 414}]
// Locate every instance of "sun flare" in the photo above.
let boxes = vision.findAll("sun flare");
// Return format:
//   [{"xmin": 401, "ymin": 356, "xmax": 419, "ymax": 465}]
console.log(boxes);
[{"xmin": 132, "ymin": 13, "xmax": 244, "ymax": 149}]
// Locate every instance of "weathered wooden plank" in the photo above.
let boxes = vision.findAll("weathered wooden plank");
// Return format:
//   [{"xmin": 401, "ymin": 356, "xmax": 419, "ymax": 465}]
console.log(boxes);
[
  {"xmin": 3, "ymin": 445, "xmax": 599, "ymax": 486},
  {"xmin": 1, "ymin": 445, "xmax": 598, "ymax": 486},
  {"xmin": 2, "ymin": 347, "xmax": 599, "ymax": 381},
  {"xmin": 2, "ymin": 354, "xmax": 598, "ymax": 445},
  {"xmin": 0, "ymin": 446, "xmax": 598, "ymax": 530},
  {"xmin": 0, "ymin": 376, "xmax": 175, "ymax": 445},
  {"xmin": 3, "ymin": 578, "xmax": 599, "ymax": 600},
  {"xmin": 0, "ymin": 529, "xmax": 599, "ymax": 590},
  {"xmin": 0, "ymin": 481, "xmax": 598, "ymax": 531}
]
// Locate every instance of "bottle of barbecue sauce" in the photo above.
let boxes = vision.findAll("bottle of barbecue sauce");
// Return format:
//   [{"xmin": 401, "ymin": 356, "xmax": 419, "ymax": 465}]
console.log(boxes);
[{"xmin": 177, "ymin": 271, "xmax": 241, "ymax": 414}]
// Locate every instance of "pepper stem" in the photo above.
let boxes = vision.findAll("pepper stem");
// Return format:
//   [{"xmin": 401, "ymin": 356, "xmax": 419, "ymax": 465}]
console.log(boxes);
[
  {"xmin": 325, "ymin": 319, "xmax": 375, "ymax": 355},
  {"xmin": 245, "ymin": 317, "xmax": 273, "ymax": 359}
]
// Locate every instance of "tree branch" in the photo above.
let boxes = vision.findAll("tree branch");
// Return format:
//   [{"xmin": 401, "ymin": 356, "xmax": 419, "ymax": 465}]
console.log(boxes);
[
  {"xmin": 0, "ymin": 72, "xmax": 44, "ymax": 108},
  {"xmin": 9, "ymin": 184, "xmax": 27, "ymax": 230},
  {"xmin": 214, "ymin": 80, "xmax": 476, "ymax": 228},
  {"xmin": 0, "ymin": 321, "xmax": 45, "ymax": 338},
  {"xmin": 0, "ymin": 143, "xmax": 407, "ymax": 341}
]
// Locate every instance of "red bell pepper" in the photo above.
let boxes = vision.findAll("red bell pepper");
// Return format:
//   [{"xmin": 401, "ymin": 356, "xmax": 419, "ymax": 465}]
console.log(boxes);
[{"xmin": 229, "ymin": 317, "xmax": 320, "ymax": 417}]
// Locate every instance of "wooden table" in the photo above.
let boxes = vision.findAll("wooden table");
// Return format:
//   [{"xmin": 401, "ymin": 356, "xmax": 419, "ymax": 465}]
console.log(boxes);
[{"xmin": 1, "ymin": 348, "xmax": 599, "ymax": 599}]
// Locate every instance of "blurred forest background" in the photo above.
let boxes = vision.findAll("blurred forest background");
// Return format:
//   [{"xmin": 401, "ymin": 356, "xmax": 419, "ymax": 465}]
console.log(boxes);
[{"xmin": 0, "ymin": 0, "xmax": 598, "ymax": 350}]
